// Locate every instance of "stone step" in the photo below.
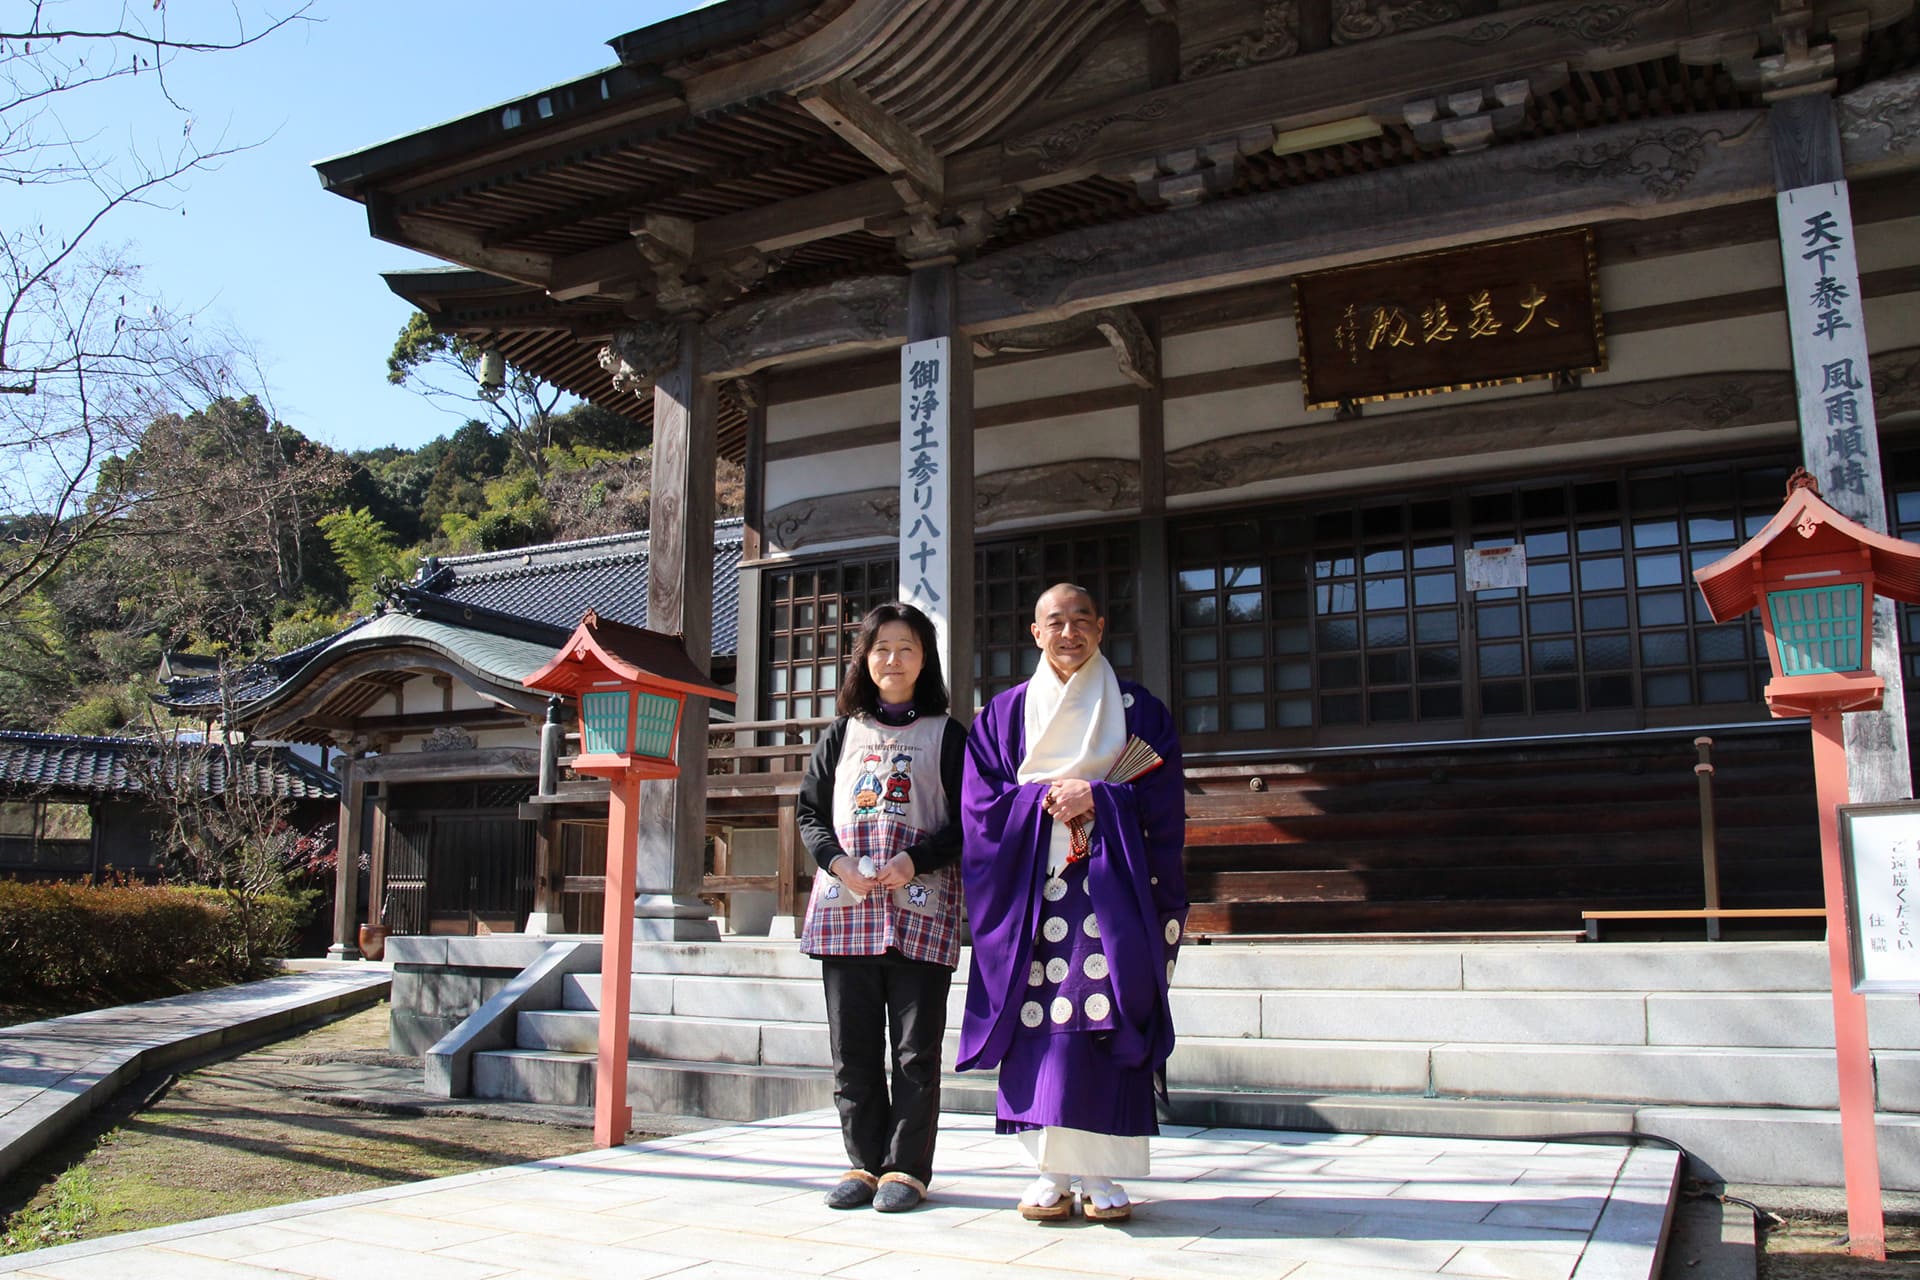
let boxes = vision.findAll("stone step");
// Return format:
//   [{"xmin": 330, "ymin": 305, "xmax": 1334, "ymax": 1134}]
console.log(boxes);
[
  {"xmin": 466, "ymin": 1045, "xmax": 1920, "ymax": 1190},
  {"xmin": 615, "ymin": 939, "xmax": 1840, "ymax": 994},
  {"xmin": 511, "ymin": 1003, "xmax": 1920, "ymax": 1114},
  {"xmin": 563, "ymin": 966, "xmax": 1920, "ymax": 1049}
]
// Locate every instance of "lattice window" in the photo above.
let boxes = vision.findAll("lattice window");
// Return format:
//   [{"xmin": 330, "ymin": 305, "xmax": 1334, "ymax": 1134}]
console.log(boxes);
[
  {"xmin": 762, "ymin": 555, "xmax": 896, "ymax": 722},
  {"xmin": 975, "ymin": 526, "xmax": 1139, "ymax": 708},
  {"xmin": 1170, "ymin": 455, "xmax": 1786, "ymax": 746}
]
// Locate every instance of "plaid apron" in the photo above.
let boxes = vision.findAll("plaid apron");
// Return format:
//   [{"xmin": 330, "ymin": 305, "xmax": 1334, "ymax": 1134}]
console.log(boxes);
[{"xmin": 799, "ymin": 714, "xmax": 961, "ymax": 968}]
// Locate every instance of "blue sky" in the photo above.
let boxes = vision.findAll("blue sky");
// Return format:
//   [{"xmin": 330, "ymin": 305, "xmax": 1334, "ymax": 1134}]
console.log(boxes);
[{"xmin": 36, "ymin": 1, "xmax": 713, "ymax": 456}]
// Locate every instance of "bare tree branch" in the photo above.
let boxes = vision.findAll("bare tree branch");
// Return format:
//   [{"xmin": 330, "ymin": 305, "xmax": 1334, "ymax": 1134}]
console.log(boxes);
[{"xmin": 0, "ymin": 4, "xmax": 309, "ymax": 623}]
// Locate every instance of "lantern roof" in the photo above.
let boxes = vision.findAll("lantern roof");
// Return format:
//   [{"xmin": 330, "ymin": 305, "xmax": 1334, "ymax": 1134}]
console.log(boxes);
[
  {"xmin": 523, "ymin": 610, "xmax": 738, "ymax": 702},
  {"xmin": 1694, "ymin": 473, "xmax": 1920, "ymax": 624}
]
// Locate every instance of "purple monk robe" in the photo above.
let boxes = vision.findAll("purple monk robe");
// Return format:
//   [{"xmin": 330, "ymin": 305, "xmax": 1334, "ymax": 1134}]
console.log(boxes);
[{"xmin": 956, "ymin": 679, "xmax": 1189, "ymax": 1080}]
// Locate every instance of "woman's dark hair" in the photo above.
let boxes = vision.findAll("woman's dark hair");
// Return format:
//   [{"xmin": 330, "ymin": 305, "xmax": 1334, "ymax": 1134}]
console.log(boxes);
[{"xmin": 836, "ymin": 601, "xmax": 950, "ymax": 718}]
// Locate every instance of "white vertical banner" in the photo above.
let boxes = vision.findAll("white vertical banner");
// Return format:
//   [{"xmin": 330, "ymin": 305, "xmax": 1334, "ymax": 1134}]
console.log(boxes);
[
  {"xmin": 1777, "ymin": 182, "xmax": 1884, "ymax": 524},
  {"xmin": 901, "ymin": 337, "xmax": 954, "ymax": 667},
  {"xmin": 1777, "ymin": 181, "xmax": 1911, "ymax": 803}
]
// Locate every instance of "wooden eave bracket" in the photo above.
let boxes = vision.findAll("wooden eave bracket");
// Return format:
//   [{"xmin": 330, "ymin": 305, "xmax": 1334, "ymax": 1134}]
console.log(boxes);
[
  {"xmin": 1103, "ymin": 128, "xmax": 1274, "ymax": 207},
  {"xmin": 796, "ymin": 76, "xmax": 945, "ymax": 213},
  {"xmin": 1395, "ymin": 65, "xmax": 1567, "ymax": 155}
]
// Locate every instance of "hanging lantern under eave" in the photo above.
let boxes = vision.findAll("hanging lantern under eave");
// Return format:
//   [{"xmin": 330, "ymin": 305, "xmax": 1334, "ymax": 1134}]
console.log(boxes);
[
  {"xmin": 522, "ymin": 610, "xmax": 736, "ymax": 779},
  {"xmin": 1694, "ymin": 471, "xmax": 1920, "ymax": 718}
]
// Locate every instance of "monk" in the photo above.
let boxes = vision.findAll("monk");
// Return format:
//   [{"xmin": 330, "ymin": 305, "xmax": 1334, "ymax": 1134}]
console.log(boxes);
[{"xmin": 957, "ymin": 582, "xmax": 1187, "ymax": 1223}]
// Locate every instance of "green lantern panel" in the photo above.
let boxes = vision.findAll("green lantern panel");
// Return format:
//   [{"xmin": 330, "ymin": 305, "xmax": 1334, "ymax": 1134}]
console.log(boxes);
[{"xmin": 1767, "ymin": 582, "xmax": 1865, "ymax": 675}]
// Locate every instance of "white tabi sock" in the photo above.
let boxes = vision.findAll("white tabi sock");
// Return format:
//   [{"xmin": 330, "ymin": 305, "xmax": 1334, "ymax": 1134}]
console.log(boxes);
[
  {"xmin": 1079, "ymin": 1176, "xmax": 1129, "ymax": 1210},
  {"xmin": 1021, "ymin": 1173, "xmax": 1072, "ymax": 1207}
]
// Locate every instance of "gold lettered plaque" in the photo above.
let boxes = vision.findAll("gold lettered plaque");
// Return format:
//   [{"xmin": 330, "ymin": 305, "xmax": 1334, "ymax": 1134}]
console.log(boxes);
[{"xmin": 1294, "ymin": 227, "xmax": 1606, "ymax": 410}]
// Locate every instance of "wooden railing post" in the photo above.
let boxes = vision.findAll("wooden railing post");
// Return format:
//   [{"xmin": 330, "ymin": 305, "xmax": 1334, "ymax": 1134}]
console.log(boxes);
[{"xmin": 1694, "ymin": 736, "xmax": 1720, "ymax": 941}]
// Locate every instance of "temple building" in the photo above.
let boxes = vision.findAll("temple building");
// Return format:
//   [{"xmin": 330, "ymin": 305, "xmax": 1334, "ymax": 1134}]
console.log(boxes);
[{"xmin": 301, "ymin": 0, "xmax": 1920, "ymax": 947}]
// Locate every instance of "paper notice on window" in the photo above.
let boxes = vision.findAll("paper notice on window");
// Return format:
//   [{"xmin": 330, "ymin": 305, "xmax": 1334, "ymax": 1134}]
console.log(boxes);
[{"xmin": 1465, "ymin": 545, "xmax": 1527, "ymax": 593}]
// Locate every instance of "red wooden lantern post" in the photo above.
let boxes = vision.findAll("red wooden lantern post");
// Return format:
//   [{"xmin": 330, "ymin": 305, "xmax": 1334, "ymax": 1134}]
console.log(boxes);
[
  {"xmin": 1695, "ymin": 470, "xmax": 1920, "ymax": 1261},
  {"xmin": 523, "ymin": 611, "xmax": 736, "ymax": 1148}
]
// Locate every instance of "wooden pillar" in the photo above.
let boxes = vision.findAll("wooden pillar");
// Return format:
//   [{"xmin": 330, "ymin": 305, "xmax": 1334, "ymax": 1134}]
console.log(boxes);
[
  {"xmin": 526, "ymin": 703, "xmax": 568, "ymax": 935},
  {"xmin": 326, "ymin": 745, "xmax": 366, "ymax": 959},
  {"xmin": 903, "ymin": 262, "xmax": 976, "ymax": 720},
  {"xmin": 637, "ymin": 319, "xmax": 720, "ymax": 941},
  {"xmin": 1137, "ymin": 316, "xmax": 1173, "ymax": 700},
  {"xmin": 366, "ymin": 787, "xmax": 390, "ymax": 929},
  {"xmin": 1771, "ymin": 92, "xmax": 1912, "ymax": 802}
]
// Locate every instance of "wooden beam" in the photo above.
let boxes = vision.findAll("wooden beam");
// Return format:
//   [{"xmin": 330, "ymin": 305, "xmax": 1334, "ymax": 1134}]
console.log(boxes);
[
  {"xmin": 796, "ymin": 77, "xmax": 943, "ymax": 205},
  {"xmin": 388, "ymin": 214, "xmax": 553, "ymax": 291},
  {"xmin": 960, "ymin": 109, "xmax": 1779, "ymax": 331},
  {"xmin": 696, "ymin": 175, "xmax": 902, "ymax": 258},
  {"xmin": 680, "ymin": 0, "xmax": 920, "ymax": 116},
  {"xmin": 956, "ymin": 0, "xmax": 1780, "ymax": 195},
  {"xmin": 355, "ymin": 747, "xmax": 541, "ymax": 783},
  {"xmin": 700, "ymin": 108, "xmax": 1782, "ymax": 377},
  {"xmin": 1164, "ymin": 346, "xmax": 1920, "ymax": 497},
  {"xmin": 547, "ymin": 237, "xmax": 645, "ymax": 302}
]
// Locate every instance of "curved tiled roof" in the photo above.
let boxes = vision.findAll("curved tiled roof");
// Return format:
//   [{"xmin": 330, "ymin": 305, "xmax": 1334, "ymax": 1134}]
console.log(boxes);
[
  {"xmin": 0, "ymin": 731, "xmax": 338, "ymax": 800},
  {"xmin": 163, "ymin": 617, "xmax": 376, "ymax": 712},
  {"xmin": 161, "ymin": 520, "xmax": 744, "ymax": 715},
  {"xmin": 422, "ymin": 518, "xmax": 745, "ymax": 656}
]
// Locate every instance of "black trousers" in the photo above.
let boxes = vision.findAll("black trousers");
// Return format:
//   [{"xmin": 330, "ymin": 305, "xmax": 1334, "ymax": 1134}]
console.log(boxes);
[{"xmin": 820, "ymin": 954, "xmax": 952, "ymax": 1185}]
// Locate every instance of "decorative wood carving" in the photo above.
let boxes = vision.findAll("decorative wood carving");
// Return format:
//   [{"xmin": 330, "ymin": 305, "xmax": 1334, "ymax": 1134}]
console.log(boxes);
[
  {"xmin": 1332, "ymin": 0, "xmax": 1462, "ymax": 45},
  {"xmin": 601, "ymin": 320, "xmax": 682, "ymax": 398},
  {"xmin": 1184, "ymin": 2, "xmax": 1301, "ymax": 75},
  {"xmin": 1003, "ymin": 98, "xmax": 1178, "ymax": 175},
  {"xmin": 701, "ymin": 274, "xmax": 910, "ymax": 378},
  {"xmin": 1523, "ymin": 117, "xmax": 1762, "ymax": 199},
  {"xmin": 1164, "ymin": 347, "xmax": 1920, "ymax": 497},
  {"xmin": 1839, "ymin": 69, "xmax": 1920, "ymax": 172},
  {"xmin": 972, "ymin": 306, "xmax": 1158, "ymax": 387},
  {"xmin": 766, "ymin": 457, "xmax": 1143, "ymax": 550},
  {"xmin": 421, "ymin": 725, "xmax": 477, "ymax": 753},
  {"xmin": 1437, "ymin": 0, "xmax": 1662, "ymax": 52}
]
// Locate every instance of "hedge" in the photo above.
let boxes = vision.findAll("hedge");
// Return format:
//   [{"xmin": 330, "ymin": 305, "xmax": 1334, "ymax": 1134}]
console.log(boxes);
[{"xmin": 0, "ymin": 880, "xmax": 310, "ymax": 1002}]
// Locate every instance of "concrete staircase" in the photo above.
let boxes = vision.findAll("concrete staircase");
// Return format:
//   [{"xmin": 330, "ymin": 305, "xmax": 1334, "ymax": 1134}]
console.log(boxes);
[{"xmin": 462, "ymin": 938, "xmax": 1920, "ymax": 1190}]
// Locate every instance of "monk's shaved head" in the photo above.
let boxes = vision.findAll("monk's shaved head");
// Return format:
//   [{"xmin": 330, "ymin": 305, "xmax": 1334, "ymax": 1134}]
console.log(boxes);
[
  {"xmin": 1031, "ymin": 583, "xmax": 1105, "ymax": 678},
  {"xmin": 1033, "ymin": 582, "xmax": 1100, "ymax": 622}
]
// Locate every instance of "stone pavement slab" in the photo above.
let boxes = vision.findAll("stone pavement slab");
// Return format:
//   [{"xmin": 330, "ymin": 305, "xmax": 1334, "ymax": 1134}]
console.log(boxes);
[
  {"xmin": 0, "ymin": 966, "xmax": 391, "ymax": 1186},
  {"xmin": 0, "ymin": 1108, "xmax": 1681, "ymax": 1279}
]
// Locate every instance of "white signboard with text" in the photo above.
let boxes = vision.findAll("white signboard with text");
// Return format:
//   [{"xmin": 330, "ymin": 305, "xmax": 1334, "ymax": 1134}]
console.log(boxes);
[
  {"xmin": 900, "ymin": 338, "xmax": 953, "ymax": 663},
  {"xmin": 1839, "ymin": 800, "xmax": 1920, "ymax": 992},
  {"xmin": 1777, "ymin": 182, "xmax": 1883, "ymax": 513}
]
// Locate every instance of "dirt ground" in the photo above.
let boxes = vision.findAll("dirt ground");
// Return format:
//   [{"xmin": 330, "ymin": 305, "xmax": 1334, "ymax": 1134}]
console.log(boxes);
[
  {"xmin": 0, "ymin": 1003, "xmax": 599, "ymax": 1250},
  {"xmin": 1755, "ymin": 1218, "xmax": 1920, "ymax": 1276}
]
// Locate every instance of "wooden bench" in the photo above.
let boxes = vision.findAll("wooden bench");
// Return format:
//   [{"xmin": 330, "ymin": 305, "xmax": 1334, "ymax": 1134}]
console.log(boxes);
[{"xmin": 1581, "ymin": 908, "xmax": 1826, "ymax": 941}]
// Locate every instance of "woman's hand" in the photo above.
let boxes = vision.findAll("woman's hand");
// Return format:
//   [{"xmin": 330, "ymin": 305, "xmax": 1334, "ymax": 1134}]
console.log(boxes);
[
  {"xmin": 832, "ymin": 855, "xmax": 879, "ymax": 897},
  {"xmin": 1043, "ymin": 778, "xmax": 1095, "ymax": 824},
  {"xmin": 875, "ymin": 852, "xmax": 916, "ymax": 889}
]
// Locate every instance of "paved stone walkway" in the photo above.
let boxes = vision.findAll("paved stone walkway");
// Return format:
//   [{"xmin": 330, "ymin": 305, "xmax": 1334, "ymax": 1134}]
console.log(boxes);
[
  {"xmin": 0, "ymin": 966, "xmax": 392, "ymax": 1186},
  {"xmin": 0, "ymin": 1108, "xmax": 1680, "ymax": 1279}
]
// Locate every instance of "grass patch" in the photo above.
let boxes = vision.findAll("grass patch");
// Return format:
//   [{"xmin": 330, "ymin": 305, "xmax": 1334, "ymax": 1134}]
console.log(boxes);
[
  {"xmin": 0, "ymin": 1004, "xmax": 597, "ymax": 1254},
  {"xmin": 1, "ymin": 1167, "xmax": 101, "ymax": 1255}
]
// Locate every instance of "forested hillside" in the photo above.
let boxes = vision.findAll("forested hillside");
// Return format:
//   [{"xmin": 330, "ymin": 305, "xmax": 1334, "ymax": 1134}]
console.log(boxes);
[{"xmin": 0, "ymin": 334, "xmax": 742, "ymax": 735}]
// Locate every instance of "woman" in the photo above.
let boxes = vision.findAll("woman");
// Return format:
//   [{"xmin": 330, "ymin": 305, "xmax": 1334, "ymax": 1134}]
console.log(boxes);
[{"xmin": 797, "ymin": 601, "xmax": 966, "ymax": 1213}]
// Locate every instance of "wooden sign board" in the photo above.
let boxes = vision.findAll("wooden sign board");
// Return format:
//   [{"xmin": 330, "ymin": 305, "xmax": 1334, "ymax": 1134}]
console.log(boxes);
[
  {"xmin": 1294, "ymin": 228, "xmax": 1606, "ymax": 410},
  {"xmin": 1838, "ymin": 800, "xmax": 1920, "ymax": 992}
]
